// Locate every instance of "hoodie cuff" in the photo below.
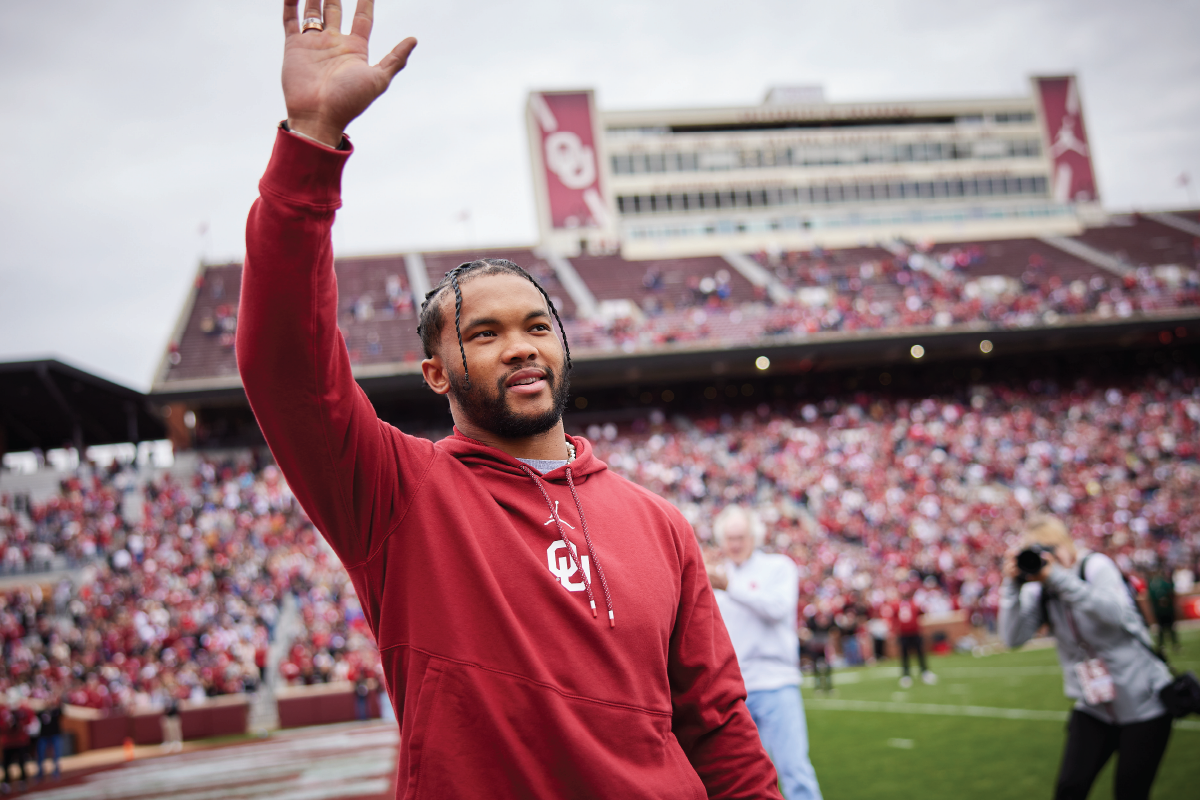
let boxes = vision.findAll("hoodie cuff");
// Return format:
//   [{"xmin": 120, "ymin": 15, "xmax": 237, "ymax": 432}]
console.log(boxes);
[{"xmin": 258, "ymin": 125, "xmax": 354, "ymax": 213}]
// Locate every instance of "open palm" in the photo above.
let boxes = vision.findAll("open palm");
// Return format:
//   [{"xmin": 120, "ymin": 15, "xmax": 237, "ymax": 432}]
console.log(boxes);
[{"xmin": 282, "ymin": 0, "xmax": 417, "ymax": 146}]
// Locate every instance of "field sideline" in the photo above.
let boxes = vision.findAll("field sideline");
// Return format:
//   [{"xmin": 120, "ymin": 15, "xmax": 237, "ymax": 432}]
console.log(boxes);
[
  {"xmin": 802, "ymin": 628, "xmax": 1200, "ymax": 799},
  {"xmin": 13, "ymin": 631, "xmax": 1197, "ymax": 799}
]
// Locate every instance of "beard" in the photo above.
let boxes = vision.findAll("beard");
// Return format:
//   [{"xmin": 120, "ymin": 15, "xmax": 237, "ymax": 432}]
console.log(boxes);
[{"xmin": 448, "ymin": 363, "xmax": 571, "ymax": 439}]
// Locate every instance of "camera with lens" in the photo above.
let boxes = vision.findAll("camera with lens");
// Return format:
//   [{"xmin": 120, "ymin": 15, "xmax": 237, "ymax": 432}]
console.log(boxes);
[{"xmin": 1016, "ymin": 544, "xmax": 1056, "ymax": 577}]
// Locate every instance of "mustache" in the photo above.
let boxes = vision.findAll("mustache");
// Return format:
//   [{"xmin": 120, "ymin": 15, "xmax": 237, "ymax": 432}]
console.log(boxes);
[{"xmin": 496, "ymin": 364, "xmax": 556, "ymax": 391}]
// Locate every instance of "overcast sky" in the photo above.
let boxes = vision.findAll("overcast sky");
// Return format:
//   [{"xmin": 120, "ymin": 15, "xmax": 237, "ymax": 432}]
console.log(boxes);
[{"xmin": 1, "ymin": 0, "xmax": 1197, "ymax": 391}]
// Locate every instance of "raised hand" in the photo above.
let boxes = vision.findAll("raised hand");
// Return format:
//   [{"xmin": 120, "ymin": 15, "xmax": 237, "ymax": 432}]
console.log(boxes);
[{"xmin": 282, "ymin": 0, "xmax": 417, "ymax": 147}]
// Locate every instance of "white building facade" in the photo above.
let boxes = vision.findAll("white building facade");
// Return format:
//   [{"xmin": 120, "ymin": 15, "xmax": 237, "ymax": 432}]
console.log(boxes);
[{"xmin": 527, "ymin": 76, "xmax": 1103, "ymax": 259}]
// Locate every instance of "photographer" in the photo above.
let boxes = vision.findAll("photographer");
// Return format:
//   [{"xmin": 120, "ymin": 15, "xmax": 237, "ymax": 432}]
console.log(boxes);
[{"xmin": 999, "ymin": 517, "xmax": 1173, "ymax": 800}]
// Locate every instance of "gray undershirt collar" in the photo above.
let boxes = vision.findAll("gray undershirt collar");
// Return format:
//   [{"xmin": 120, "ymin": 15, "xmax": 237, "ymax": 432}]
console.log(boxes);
[{"xmin": 517, "ymin": 458, "xmax": 569, "ymax": 474}]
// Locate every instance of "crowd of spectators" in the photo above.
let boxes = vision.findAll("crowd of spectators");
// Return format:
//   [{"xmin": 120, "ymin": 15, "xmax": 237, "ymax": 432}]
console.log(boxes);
[
  {"xmin": 590, "ymin": 368, "xmax": 1200, "ymax": 662},
  {"xmin": 757, "ymin": 245, "xmax": 1199, "ymax": 338},
  {"xmin": 5, "ymin": 359, "xmax": 1199, "ymax": 708},
  {"xmin": 0, "ymin": 471, "xmax": 135, "ymax": 575},
  {"xmin": 555, "ymin": 243, "xmax": 1199, "ymax": 356},
  {"xmin": 274, "ymin": 539, "xmax": 380, "ymax": 688},
  {"xmin": 0, "ymin": 458, "xmax": 378, "ymax": 716}
]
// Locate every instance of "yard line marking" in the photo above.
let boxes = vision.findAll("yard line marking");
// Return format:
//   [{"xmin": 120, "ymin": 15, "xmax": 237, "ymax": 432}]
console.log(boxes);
[
  {"xmin": 824, "ymin": 665, "xmax": 1065, "ymax": 683},
  {"xmin": 936, "ymin": 667, "xmax": 1064, "ymax": 676},
  {"xmin": 809, "ymin": 698, "xmax": 1068, "ymax": 721},
  {"xmin": 807, "ymin": 698, "xmax": 1200, "ymax": 731},
  {"xmin": 886, "ymin": 738, "xmax": 916, "ymax": 749}
]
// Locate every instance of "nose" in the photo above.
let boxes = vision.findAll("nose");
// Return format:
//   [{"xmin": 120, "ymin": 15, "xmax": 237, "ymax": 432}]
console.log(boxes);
[{"xmin": 501, "ymin": 333, "xmax": 540, "ymax": 364}]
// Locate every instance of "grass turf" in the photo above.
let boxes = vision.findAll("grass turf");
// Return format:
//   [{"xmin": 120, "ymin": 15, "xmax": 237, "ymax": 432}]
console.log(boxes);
[{"xmin": 800, "ymin": 628, "xmax": 1200, "ymax": 800}]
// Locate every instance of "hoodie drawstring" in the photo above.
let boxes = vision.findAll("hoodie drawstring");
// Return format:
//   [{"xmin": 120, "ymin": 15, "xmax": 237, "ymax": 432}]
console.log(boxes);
[
  {"xmin": 519, "ymin": 465, "xmax": 615, "ymax": 628},
  {"xmin": 565, "ymin": 468, "xmax": 615, "ymax": 628}
]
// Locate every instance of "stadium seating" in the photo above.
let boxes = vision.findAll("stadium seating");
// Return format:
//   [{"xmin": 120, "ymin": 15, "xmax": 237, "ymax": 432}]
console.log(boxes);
[
  {"xmin": 572, "ymin": 253, "xmax": 758, "ymax": 308},
  {"xmin": 155, "ymin": 214, "xmax": 1199, "ymax": 391},
  {"xmin": 421, "ymin": 247, "xmax": 578, "ymax": 320},
  {"xmin": 1072, "ymin": 214, "xmax": 1197, "ymax": 271},
  {"xmin": 166, "ymin": 263, "xmax": 244, "ymax": 382}
]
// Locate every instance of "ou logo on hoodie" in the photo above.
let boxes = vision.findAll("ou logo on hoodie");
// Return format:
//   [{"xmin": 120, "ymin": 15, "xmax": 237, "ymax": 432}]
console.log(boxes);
[{"xmin": 547, "ymin": 540, "xmax": 592, "ymax": 592}]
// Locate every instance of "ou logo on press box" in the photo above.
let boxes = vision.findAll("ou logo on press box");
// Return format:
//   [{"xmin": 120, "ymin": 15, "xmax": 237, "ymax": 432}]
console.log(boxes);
[{"xmin": 545, "ymin": 131, "xmax": 596, "ymax": 190}]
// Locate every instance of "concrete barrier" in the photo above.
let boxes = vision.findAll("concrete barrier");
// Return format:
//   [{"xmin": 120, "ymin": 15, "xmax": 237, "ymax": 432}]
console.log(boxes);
[
  {"xmin": 276, "ymin": 681, "xmax": 381, "ymax": 729},
  {"xmin": 62, "ymin": 695, "xmax": 249, "ymax": 753}
]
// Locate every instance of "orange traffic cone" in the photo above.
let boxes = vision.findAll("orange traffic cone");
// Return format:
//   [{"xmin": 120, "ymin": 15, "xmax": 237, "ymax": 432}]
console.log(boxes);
[{"xmin": 123, "ymin": 737, "xmax": 135, "ymax": 761}]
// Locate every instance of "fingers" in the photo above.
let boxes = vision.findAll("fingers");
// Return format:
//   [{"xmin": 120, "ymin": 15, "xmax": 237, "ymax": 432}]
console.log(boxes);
[
  {"xmin": 377, "ymin": 37, "xmax": 418, "ymax": 80},
  {"xmin": 303, "ymin": 0, "xmax": 323, "ymax": 26},
  {"xmin": 283, "ymin": 0, "xmax": 300, "ymax": 35},
  {"xmin": 324, "ymin": 0, "xmax": 342, "ymax": 32},
  {"xmin": 350, "ymin": 0, "xmax": 375, "ymax": 40}
]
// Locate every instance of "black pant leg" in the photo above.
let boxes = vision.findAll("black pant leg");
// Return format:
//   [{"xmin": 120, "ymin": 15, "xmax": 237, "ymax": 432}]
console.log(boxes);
[
  {"xmin": 2, "ymin": 748, "xmax": 14, "ymax": 783},
  {"xmin": 915, "ymin": 636, "xmax": 928, "ymax": 673},
  {"xmin": 900, "ymin": 636, "xmax": 912, "ymax": 676},
  {"xmin": 1113, "ymin": 713, "xmax": 1173, "ymax": 800},
  {"xmin": 1056, "ymin": 709, "xmax": 1119, "ymax": 800}
]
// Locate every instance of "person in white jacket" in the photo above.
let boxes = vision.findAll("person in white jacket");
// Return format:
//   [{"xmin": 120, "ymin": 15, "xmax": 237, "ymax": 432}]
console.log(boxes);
[{"xmin": 707, "ymin": 506, "xmax": 822, "ymax": 800}]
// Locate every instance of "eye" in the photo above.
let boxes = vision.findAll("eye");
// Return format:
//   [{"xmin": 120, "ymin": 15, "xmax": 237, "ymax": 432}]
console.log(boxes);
[
  {"xmin": 470, "ymin": 330, "xmax": 496, "ymax": 340},
  {"xmin": 530, "ymin": 323, "xmax": 552, "ymax": 332}
]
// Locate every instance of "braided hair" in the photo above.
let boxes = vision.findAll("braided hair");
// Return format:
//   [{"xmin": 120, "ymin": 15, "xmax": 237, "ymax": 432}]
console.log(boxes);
[{"xmin": 417, "ymin": 259, "xmax": 572, "ymax": 389}]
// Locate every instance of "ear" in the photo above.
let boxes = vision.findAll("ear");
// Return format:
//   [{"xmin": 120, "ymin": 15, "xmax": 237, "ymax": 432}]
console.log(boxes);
[{"xmin": 421, "ymin": 355, "xmax": 451, "ymax": 396}]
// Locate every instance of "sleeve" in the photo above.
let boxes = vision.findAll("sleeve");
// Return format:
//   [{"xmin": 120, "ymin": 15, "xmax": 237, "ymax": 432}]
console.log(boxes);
[
  {"xmin": 1048, "ymin": 556, "xmax": 1150, "ymax": 642},
  {"xmin": 667, "ymin": 525, "xmax": 784, "ymax": 799},
  {"xmin": 723, "ymin": 558, "xmax": 798, "ymax": 623},
  {"xmin": 236, "ymin": 128, "xmax": 436, "ymax": 567},
  {"xmin": 998, "ymin": 579, "xmax": 1043, "ymax": 648}
]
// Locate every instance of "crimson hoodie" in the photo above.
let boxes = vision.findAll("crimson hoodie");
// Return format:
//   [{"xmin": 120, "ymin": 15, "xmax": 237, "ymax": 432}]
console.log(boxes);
[{"xmin": 236, "ymin": 128, "xmax": 782, "ymax": 800}]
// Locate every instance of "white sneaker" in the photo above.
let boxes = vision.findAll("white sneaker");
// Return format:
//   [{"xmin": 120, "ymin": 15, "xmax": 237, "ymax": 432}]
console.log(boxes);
[
  {"xmin": 922, "ymin": 671, "xmax": 938, "ymax": 685},
  {"xmin": 899, "ymin": 675, "xmax": 913, "ymax": 689}
]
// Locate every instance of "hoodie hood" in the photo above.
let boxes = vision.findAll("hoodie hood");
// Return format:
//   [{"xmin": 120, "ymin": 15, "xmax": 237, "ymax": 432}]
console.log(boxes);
[
  {"xmin": 438, "ymin": 428, "xmax": 609, "ymax": 483},
  {"xmin": 439, "ymin": 427, "xmax": 616, "ymax": 627}
]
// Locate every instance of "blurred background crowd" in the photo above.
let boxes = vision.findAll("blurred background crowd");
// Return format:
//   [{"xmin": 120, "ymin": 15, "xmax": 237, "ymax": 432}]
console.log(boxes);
[{"xmin": 3, "ymin": 365, "xmax": 1197, "ymax": 718}]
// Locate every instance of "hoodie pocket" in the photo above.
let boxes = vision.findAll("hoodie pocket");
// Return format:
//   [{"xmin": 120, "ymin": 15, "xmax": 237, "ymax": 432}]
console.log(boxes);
[
  {"xmin": 404, "ymin": 660, "xmax": 447, "ymax": 800},
  {"xmin": 408, "ymin": 661, "xmax": 705, "ymax": 800}
]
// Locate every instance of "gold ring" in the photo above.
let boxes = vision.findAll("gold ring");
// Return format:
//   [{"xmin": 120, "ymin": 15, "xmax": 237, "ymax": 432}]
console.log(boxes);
[{"xmin": 301, "ymin": 17, "xmax": 324, "ymax": 33}]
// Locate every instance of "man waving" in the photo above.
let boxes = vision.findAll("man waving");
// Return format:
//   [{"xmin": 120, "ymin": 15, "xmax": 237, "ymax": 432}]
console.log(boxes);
[{"xmin": 236, "ymin": 2, "xmax": 782, "ymax": 797}]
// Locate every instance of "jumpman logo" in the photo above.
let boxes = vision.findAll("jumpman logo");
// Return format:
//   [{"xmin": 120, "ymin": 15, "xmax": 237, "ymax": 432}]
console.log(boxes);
[
  {"xmin": 1050, "ymin": 115, "xmax": 1089, "ymax": 159},
  {"xmin": 543, "ymin": 500, "xmax": 575, "ymax": 530}
]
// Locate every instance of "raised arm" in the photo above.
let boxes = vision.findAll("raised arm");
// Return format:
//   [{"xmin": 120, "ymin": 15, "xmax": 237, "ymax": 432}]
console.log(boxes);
[
  {"xmin": 236, "ymin": 0, "xmax": 422, "ymax": 566},
  {"xmin": 1046, "ymin": 555, "xmax": 1149, "ymax": 642},
  {"xmin": 998, "ymin": 548, "xmax": 1045, "ymax": 648},
  {"xmin": 998, "ymin": 580, "xmax": 1044, "ymax": 648}
]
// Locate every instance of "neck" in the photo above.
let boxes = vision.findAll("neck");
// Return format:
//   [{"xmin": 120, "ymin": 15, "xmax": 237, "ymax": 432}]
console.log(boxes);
[{"xmin": 454, "ymin": 417, "xmax": 570, "ymax": 461}]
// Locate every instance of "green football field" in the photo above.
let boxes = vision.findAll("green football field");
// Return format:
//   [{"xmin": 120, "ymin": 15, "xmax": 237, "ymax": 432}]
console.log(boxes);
[{"xmin": 800, "ymin": 628, "xmax": 1200, "ymax": 800}]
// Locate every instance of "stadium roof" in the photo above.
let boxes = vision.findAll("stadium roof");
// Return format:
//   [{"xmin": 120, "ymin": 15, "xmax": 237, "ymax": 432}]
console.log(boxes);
[{"xmin": 0, "ymin": 359, "xmax": 165, "ymax": 455}]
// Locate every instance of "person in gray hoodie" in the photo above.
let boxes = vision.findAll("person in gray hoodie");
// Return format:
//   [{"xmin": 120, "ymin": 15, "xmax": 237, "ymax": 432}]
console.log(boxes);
[{"xmin": 999, "ymin": 516, "xmax": 1174, "ymax": 800}]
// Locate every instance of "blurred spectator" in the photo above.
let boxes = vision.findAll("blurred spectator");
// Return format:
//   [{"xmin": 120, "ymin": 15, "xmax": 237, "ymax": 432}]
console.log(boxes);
[
  {"xmin": 0, "ymin": 700, "xmax": 32, "ymax": 792},
  {"xmin": 33, "ymin": 696, "xmax": 62, "ymax": 782},
  {"xmin": 801, "ymin": 613, "xmax": 834, "ymax": 693},
  {"xmin": 1148, "ymin": 568, "xmax": 1178, "ymax": 652},
  {"xmin": 892, "ymin": 587, "xmax": 936, "ymax": 688},
  {"xmin": 708, "ymin": 506, "xmax": 822, "ymax": 800}
]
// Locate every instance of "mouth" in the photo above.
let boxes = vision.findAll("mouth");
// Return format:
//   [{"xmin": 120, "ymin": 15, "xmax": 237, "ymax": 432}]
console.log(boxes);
[{"xmin": 505, "ymin": 368, "xmax": 549, "ymax": 395}]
